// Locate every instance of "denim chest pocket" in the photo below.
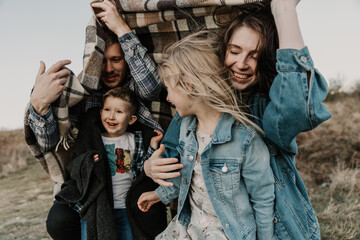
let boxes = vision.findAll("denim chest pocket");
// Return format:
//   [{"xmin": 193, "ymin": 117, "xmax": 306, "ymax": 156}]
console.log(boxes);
[{"xmin": 209, "ymin": 160, "xmax": 240, "ymax": 192}]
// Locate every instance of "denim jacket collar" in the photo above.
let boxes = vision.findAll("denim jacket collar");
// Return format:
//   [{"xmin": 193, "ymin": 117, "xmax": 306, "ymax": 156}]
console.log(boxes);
[{"xmin": 185, "ymin": 113, "xmax": 235, "ymax": 144}]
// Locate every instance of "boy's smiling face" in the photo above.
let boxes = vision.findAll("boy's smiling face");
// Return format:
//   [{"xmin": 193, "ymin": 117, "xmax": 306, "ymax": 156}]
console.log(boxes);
[{"xmin": 100, "ymin": 96, "xmax": 137, "ymax": 137}]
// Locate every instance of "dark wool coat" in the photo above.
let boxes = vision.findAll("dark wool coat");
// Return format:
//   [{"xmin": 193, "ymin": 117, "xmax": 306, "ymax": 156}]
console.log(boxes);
[{"xmin": 56, "ymin": 108, "xmax": 167, "ymax": 239}]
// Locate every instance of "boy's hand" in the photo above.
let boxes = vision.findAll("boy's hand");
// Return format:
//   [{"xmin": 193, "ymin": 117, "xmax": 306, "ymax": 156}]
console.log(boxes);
[
  {"xmin": 137, "ymin": 191, "xmax": 161, "ymax": 212},
  {"xmin": 150, "ymin": 129, "xmax": 164, "ymax": 149}
]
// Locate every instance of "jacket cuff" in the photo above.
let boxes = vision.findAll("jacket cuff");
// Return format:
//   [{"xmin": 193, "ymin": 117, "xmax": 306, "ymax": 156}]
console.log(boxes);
[
  {"xmin": 155, "ymin": 186, "xmax": 174, "ymax": 205},
  {"xmin": 276, "ymin": 46, "xmax": 314, "ymax": 71},
  {"xmin": 118, "ymin": 32, "xmax": 142, "ymax": 57},
  {"xmin": 28, "ymin": 104, "xmax": 55, "ymax": 127}
]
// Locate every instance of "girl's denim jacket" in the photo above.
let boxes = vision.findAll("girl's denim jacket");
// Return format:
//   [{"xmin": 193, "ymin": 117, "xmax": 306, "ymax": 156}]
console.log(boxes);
[
  {"xmin": 158, "ymin": 47, "xmax": 331, "ymax": 240},
  {"xmin": 156, "ymin": 113, "xmax": 275, "ymax": 240}
]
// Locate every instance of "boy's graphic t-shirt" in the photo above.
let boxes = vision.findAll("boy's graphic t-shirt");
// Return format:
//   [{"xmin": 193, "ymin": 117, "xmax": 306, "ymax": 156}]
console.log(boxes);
[{"xmin": 102, "ymin": 132, "xmax": 135, "ymax": 209}]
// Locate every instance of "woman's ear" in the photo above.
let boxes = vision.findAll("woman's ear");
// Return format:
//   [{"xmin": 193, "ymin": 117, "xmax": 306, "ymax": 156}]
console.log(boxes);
[{"xmin": 128, "ymin": 115, "xmax": 137, "ymax": 125}]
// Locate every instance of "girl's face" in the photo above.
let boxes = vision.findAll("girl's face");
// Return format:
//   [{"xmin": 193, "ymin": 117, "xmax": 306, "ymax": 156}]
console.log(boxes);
[
  {"xmin": 164, "ymin": 79, "xmax": 192, "ymax": 117},
  {"xmin": 100, "ymin": 96, "xmax": 136, "ymax": 137},
  {"xmin": 224, "ymin": 26, "xmax": 259, "ymax": 91}
]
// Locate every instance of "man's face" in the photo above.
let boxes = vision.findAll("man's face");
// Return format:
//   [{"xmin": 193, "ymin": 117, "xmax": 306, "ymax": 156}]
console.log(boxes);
[{"xmin": 101, "ymin": 43, "xmax": 127, "ymax": 89}]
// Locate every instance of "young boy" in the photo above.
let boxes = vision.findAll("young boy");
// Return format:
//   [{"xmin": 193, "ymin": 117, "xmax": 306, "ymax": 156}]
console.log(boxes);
[{"xmin": 56, "ymin": 87, "xmax": 163, "ymax": 240}]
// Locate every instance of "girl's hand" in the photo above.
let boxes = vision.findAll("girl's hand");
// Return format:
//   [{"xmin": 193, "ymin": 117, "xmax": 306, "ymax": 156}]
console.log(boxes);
[
  {"xmin": 150, "ymin": 130, "xmax": 164, "ymax": 149},
  {"xmin": 94, "ymin": 154, "xmax": 99, "ymax": 162},
  {"xmin": 91, "ymin": 0, "xmax": 131, "ymax": 37},
  {"xmin": 137, "ymin": 191, "xmax": 161, "ymax": 212}
]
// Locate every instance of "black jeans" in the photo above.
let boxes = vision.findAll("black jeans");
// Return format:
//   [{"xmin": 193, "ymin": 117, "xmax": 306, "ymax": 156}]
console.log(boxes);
[{"xmin": 46, "ymin": 201, "xmax": 81, "ymax": 240}]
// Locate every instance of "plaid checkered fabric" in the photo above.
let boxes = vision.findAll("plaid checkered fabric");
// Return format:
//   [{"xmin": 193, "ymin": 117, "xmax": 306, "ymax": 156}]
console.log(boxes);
[{"xmin": 24, "ymin": 0, "xmax": 262, "ymax": 194}]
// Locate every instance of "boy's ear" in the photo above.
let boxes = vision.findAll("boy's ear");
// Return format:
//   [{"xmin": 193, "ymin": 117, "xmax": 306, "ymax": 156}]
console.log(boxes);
[{"xmin": 128, "ymin": 115, "xmax": 137, "ymax": 125}]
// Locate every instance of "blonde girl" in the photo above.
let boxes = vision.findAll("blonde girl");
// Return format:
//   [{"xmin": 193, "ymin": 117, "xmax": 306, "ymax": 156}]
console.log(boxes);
[{"xmin": 137, "ymin": 31, "xmax": 275, "ymax": 240}]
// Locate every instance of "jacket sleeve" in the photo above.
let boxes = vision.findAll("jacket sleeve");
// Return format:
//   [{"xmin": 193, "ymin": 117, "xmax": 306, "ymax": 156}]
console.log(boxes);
[
  {"xmin": 155, "ymin": 176, "xmax": 181, "ymax": 205},
  {"xmin": 242, "ymin": 132, "xmax": 275, "ymax": 240},
  {"xmin": 118, "ymin": 32, "xmax": 162, "ymax": 101},
  {"xmin": 160, "ymin": 112, "xmax": 183, "ymax": 159},
  {"xmin": 154, "ymin": 113, "xmax": 183, "ymax": 204},
  {"xmin": 263, "ymin": 47, "xmax": 331, "ymax": 153},
  {"xmin": 27, "ymin": 104, "xmax": 59, "ymax": 152}
]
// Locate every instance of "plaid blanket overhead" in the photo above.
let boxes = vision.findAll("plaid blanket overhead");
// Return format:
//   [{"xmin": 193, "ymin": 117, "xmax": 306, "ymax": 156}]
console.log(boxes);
[{"xmin": 24, "ymin": 0, "xmax": 262, "ymax": 194}]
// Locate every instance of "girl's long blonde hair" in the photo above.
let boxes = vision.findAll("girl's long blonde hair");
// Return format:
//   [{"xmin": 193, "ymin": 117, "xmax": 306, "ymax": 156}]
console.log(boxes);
[{"xmin": 158, "ymin": 30, "xmax": 262, "ymax": 133}]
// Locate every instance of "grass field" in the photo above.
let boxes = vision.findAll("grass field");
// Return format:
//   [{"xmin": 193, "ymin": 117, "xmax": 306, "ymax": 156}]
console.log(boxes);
[{"xmin": 0, "ymin": 95, "xmax": 359, "ymax": 239}]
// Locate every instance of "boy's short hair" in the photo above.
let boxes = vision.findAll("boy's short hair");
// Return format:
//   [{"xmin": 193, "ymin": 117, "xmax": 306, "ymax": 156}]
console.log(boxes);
[{"xmin": 102, "ymin": 87, "xmax": 138, "ymax": 115}]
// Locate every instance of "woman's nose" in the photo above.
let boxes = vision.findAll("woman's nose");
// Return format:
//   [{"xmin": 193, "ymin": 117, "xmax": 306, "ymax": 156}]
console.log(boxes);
[{"xmin": 235, "ymin": 54, "xmax": 248, "ymax": 69}]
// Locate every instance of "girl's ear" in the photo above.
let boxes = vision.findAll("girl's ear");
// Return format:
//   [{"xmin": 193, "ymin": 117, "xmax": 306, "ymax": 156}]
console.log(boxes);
[{"xmin": 128, "ymin": 115, "xmax": 137, "ymax": 125}]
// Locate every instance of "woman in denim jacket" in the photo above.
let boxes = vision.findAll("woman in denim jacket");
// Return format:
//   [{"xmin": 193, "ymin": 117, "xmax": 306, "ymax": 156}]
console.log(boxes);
[
  {"xmin": 144, "ymin": 0, "xmax": 331, "ymax": 239},
  {"xmin": 138, "ymin": 31, "xmax": 276, "ymax": 239}
]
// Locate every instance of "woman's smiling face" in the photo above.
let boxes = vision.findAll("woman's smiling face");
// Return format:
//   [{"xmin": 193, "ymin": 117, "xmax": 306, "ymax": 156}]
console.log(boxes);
[{"xmin": 224, "ymin": 26, "xmax": 260, "ymax": 91}]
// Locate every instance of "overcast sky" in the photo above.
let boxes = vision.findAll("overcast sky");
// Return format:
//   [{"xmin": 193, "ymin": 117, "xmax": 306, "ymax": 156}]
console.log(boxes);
[{"xmin": 0, "ymin": 0, "xmax": 359, "ymax": 130}]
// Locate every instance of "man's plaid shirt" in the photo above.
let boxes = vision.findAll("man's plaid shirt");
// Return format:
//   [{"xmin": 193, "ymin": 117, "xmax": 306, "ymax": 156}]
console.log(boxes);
[{"xmin": 28, "ymin": 32, "xmax": 163, "ymax": 152}]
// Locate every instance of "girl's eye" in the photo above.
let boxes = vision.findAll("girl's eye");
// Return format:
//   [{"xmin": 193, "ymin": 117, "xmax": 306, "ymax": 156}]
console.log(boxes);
[
  {"xmin": 116, "ymin": 110, "xmax": 122, "ymax": 114},
  {"xmin": 104, "ymin": 108, "xmax": 110, "ymax": 111}
]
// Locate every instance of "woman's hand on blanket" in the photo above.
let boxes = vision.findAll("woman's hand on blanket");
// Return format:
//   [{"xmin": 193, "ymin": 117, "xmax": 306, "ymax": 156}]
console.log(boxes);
[
  {"xmin": 30, "ymin": 60, "xmax": 71, "ymax": 116},
  {"xmin": 91, "ymin": 0, "xmax": 131, "ymax": 37},
  {"xmin": 271, "ymin": 0, "xmax": 304, "ymax": 50},
  {"xmin": 144, "ymin": 144, "xmax": 183, "ymax": 187},
  {"xmin": 137, "ymin": 191, "xmax": 161, "ymax": 212}
]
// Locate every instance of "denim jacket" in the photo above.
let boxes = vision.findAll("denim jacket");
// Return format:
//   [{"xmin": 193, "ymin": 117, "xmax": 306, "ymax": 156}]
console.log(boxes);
[
  {"xmin": 159, "ymin": 47, "xmax": 331, "ymax": 240},
  {"xmin": 156, "ymin": 113, "xmax": 275, "ymax": 240}
]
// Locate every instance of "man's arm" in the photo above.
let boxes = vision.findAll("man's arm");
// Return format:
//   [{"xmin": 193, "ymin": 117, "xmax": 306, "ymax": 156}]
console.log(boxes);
[{"xmin": 92, "ymin": 0, "xmax": 162, "ymax": 100}]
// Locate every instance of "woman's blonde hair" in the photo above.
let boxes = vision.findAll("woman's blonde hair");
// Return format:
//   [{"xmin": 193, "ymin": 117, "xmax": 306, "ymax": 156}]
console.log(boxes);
[{"xmin": 158, "ymin": 30, "xmax": 262, "ymax": 133}]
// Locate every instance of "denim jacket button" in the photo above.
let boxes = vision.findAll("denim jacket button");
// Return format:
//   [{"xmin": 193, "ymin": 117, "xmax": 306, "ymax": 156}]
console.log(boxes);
[
  {"xmin": 225, "ymin": 223, "xmax": 229, "ymax": 228},
  {"xmin": 273, "ymin": 217, "xmax": 278, "ymax": 223},
  {"xmin": 300, "ymin": 56, "xmax": 308, "ymax": 63},
  {"xmin": 189, "ymin": 155, "xmax": 194, "ymax": 161}
]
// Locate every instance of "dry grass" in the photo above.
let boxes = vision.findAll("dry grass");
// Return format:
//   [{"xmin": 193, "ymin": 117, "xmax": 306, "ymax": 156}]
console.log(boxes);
[
  {"xmin": 0, "ymin": 96, "xmax": 359, "ymax": 239},
  {"xmin": 296, "ymin": 95, "xmax": 360, "ymax": 239},
  {"xmin": 0, "ymin": 162, "xmax": 53, "ymax": 240},
  {"xmin": 0, "ymin": 129, "xmax": 34, "ymax": 177}
]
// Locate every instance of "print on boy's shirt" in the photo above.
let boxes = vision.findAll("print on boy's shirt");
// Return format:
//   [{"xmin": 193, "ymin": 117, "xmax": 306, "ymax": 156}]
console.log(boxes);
[{"xmin": 104, "ymin": 144, "xmax": 132, "ymax": 176}]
